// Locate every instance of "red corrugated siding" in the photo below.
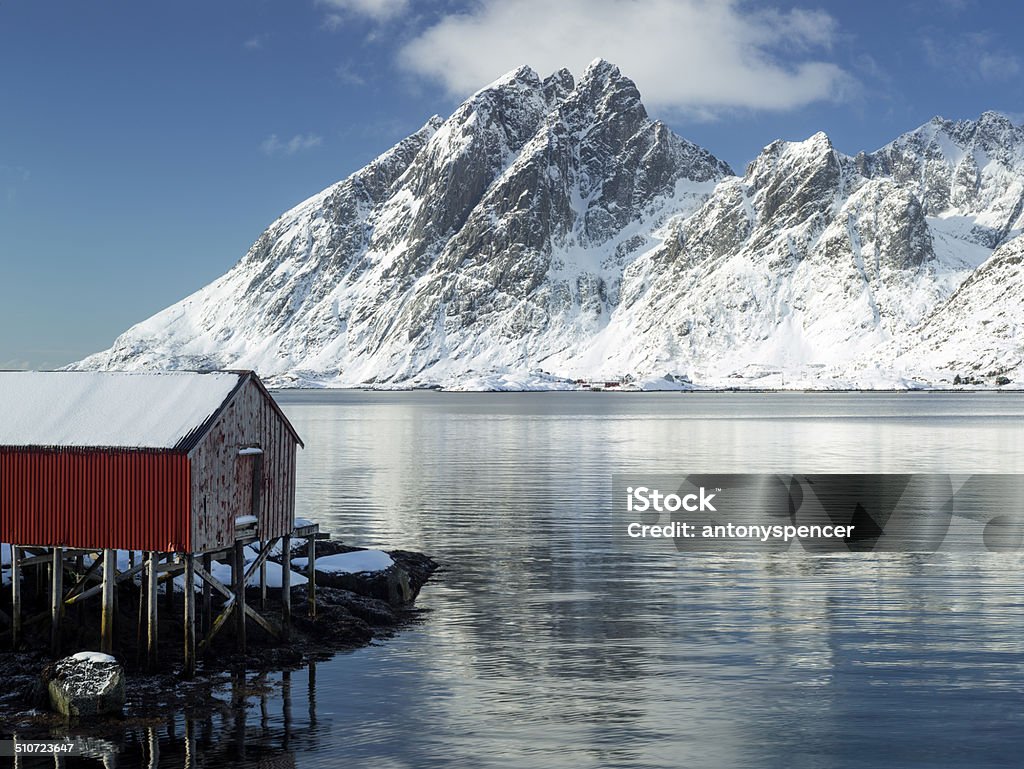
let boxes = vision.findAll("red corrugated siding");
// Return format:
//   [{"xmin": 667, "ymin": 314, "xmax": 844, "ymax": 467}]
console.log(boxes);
[{"xmin": 0, "ymin": 449, "xmax": 191, "ymax": 551}]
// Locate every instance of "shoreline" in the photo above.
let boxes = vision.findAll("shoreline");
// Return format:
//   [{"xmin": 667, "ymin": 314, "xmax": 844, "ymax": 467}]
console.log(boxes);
[{"xmin": 0, "ymin": 544, "xmax": 439, "ymax": 738}]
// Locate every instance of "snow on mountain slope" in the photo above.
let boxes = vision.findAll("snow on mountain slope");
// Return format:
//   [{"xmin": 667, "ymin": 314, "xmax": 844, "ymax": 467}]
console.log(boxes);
[
  {"xmin": 74, "ymin": 62, "xmax": 1024, "ymax": 389},
  {"xmin": 889, "ymin": 235, "xmax": 1024, "ymax": 381}
]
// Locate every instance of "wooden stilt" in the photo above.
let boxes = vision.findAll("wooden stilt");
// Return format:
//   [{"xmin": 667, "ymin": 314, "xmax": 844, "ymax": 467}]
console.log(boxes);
[
  {"xmin": 146, "ymin": 551, "xmax": 159, "ymax": 669},
  {"xmin": 306, "ymin": 535, "xmax": 316, "ymax": 619},
  {"xmin": 259, "ymin": 542, "xmax": 267, "ymax": 611},
  {"xmin": 11, "ymin": 546, "xmax": 21, "ymax": 649},
  {"xmin": 51, "ymin": 547, "xmax": 63, "ymax": 657},
  {"xmin": 183, "ymin": 554, "xmax": 196, "ymax": 678},
  {"xmin": 73, "ymin": 553, "xmax": 84, "ymax": 625},
  {"xmin": 280, "ymin": 536, "xmax": 291, "ymax": 641},
  {"xmin": 136, "ymin": 563, "xmax": 145, "ymax": 668},
  {"xmin": 201, "ymin": 552, "xmax": 212, "ymax": 639},
  {"xmin": 164, "ymin": 554, "xmax": 175, "ymax": 616},
  {"xmin": 100, "ymin": 549, "xmax": 116, "ymax": 654},
  {"xmin": 233, "ymin": 541, "xmax": 246, "ymax": 654}
]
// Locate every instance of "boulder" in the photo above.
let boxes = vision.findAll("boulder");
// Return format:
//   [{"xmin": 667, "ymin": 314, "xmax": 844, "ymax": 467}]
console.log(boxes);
[{"xmin": 47, "ymin": 652, "xmax": 125, "ymax": 719}]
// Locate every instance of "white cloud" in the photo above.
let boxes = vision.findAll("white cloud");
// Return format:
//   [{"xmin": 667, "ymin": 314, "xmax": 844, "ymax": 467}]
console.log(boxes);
[
  {"xmin": 244, "ymin": 34, "xmax": 268, "ymax": 50},
  {"xmin": 260, "ymin": 134, "xmax": 324, "ymax": 156},
  {"xmin": 923, "ymin": 32, "xmax": 1021, "ymax": 83},
  {"xmin": 397, "ymin": 0, "xmax": 853, "ymax": 114},
  {"xmin": 335, "ymin": 61, "xmax": 368, "ymax": 86},
  {"xmin": 319, "ymin": 0, "xmax": 409, "ymax": 22}
]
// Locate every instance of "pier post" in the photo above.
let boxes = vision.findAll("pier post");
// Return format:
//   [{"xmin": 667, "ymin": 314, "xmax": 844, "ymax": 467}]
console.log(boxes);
[
  {"xmin": 73, "ymin": 553, "xmax": 84, "ymax": 624},
  {"xmin": 50, "ymin": 547, "xmax": 63, "ymax": 656},
  {"xmin": 280, "ymin": 536, "xmax": 291, "ymax": 641},
  {"xmin": 201, "ymin": 552, "xmax": 212, "ymax": 640},
  {"xmin": 9, "ymin": 546, "xmax": 19, "ymax": 649},
  {"xmin": 259, "ymin": 542, "xmax": 267, "ymax": 611},
  {"xmin": 100, "ymin": 549, "xmax": 116, "ymax": 654},
  {"xmin": 183, "ymin": 553, "xmax": 196, "ymax": 678},
  {"xmin": 306, "ymin": 535, "xmax": 316, "ymax": 619},
  {"xmin": 233, "ymin": 541, "xmax": 246, "ymax": 654},
  {"xmin": 146, "ymin": 551, "xmax": 159, "ymax": 669}
]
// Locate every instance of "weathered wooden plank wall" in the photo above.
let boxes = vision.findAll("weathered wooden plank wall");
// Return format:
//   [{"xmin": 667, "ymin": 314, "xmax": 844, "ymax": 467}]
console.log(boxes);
[{"xmin": 189, "ymin": 377, "xmax": 298, "ymax": 552}]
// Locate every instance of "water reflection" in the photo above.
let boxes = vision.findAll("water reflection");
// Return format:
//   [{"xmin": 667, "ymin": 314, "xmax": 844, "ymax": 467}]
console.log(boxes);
[
  {"xmin": 18, "ymin": 393, "xmax": 1024, "ymax": 768},
  {"xmin": 274, "ymin": 392, "xmax": 1024, "ymax": 769},
  {"xmin": 10, "ymin": 664, "xmax": 325, "ymax": 768}
]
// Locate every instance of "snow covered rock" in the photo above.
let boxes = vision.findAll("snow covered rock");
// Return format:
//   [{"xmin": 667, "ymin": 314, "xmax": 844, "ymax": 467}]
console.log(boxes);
[
  {"xmin": 47, "ymin": 652, "xmax": 125, "ymax": 719},
  {"xmin": 294, "ymin": 549, "xmax": 414, "ymax": 606}
]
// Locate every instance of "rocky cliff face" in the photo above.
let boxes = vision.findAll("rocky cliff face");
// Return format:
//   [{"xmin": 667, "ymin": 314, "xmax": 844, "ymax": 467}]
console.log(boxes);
[{"xmin": 75, "ymin": 61, "xmax": 1024, "ymax": 389}]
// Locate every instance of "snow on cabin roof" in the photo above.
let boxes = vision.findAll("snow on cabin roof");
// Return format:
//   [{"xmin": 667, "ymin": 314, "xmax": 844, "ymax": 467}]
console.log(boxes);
[{"xmin": 0, "ymin": 371, "xmax": 245, "ymax": 450}]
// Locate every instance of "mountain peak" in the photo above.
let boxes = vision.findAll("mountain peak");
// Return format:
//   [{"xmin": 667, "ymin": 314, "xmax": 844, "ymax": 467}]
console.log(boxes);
[
  {"xmin": 71, "ymin": 61, "xmax": 1024, "ymax": 391},
  {"xmin": 477, "ymin": 64, "xmax": 541, "ymax": 96}
]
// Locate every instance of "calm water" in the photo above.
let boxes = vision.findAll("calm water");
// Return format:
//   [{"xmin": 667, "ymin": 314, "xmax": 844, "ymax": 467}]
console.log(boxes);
[{"xmin": 42, "ymin": 393, "xmax": 1024, "ymax": 767}]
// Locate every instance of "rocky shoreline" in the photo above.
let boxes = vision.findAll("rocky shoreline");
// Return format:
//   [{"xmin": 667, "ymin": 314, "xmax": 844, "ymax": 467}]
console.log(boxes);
[{"xmin": 0, "ymin": 541, "xmax": 438, "ymax": 735}]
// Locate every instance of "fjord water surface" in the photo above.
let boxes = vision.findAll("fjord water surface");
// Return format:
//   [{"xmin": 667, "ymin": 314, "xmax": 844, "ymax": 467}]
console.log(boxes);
[{"xmin": 263, "ymin": 391, "xmax": 1024, "ymax": 769}]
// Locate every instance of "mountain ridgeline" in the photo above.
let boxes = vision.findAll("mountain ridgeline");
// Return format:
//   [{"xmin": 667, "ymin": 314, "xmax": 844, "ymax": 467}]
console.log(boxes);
[{"xmin": 76, "ymin": 61, "xmax": 1024, "ymax": 389}]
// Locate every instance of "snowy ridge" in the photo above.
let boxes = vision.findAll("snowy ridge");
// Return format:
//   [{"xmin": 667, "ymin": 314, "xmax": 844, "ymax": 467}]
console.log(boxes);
[{"xmin": 74, "ymin": 62, "xmax": 1024, "ymax": 390}]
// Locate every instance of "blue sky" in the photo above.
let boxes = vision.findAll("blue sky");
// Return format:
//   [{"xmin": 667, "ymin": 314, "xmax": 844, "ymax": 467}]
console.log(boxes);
[{"xmin": 2, "ymin": 0, "xmax": 1022, "ymax": 368}]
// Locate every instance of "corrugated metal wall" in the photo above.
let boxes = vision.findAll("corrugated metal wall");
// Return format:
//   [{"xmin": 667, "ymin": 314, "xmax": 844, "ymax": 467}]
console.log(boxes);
[
  {"xmin": 0, "ymin": 449, "xmax": 191, "ymax": 551},
  {"xmin": 189, "ymin": 378, "xmax": 298, "ymax": 552}
]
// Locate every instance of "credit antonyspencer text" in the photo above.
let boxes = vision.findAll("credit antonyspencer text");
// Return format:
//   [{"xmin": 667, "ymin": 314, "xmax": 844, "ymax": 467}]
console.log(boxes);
[{"xmin": 612, "ymin": 474, "xmax": 1024, "ymax": 553}]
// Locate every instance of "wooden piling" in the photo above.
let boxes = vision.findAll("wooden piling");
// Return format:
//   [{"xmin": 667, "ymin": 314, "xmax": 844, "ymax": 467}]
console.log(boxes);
[
  {"xmin": 146, "ymin": 551, "xmax": 159, "ymax": 669},
  {"xmin": 183, "ymin": 554, "xmax": 196, "ymax": 678},
  {"xmin": 306, "ymin": 535, "xmax": 316, "ymax": 619},
  {"xmin": 10, "ymin": 546, "xmax": 20, "ymax": 649},
  {"xmin": 50, "ymin": 547, "xmax": 63, "ymax": 656},
  {"xmin": 201, "ymin": 552, "xmax": 212, "ymax": 638},
  {"xmin": 280, "ymin": 536, "xmax": 291, "ymax": 641},
  {"xmin": 259, "ymin": 543, "xmax": 268, "ymax": 611},
  {"xmin": 233, "ymin": 541, "xmax": 246, "ymax": 654},
  {"xmin": 100, "ymin": 549, "xmax": 116, "ymax": 654}
]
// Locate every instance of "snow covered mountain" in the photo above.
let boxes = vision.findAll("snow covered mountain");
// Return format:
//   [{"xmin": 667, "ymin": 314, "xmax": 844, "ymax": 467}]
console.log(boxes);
[{"xmin": 75, "ymin": 61, "xmax": 1024, "ymax": 389}]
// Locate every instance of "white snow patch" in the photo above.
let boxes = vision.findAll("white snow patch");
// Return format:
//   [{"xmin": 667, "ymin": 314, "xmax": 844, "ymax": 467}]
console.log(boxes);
[
  {"xmin": 70, "ymin": 651, "xmax": 118, "ymax": 664},
  {"xmin": 292, "ymin": 550, "xmax": 393, "ymax": 574}
]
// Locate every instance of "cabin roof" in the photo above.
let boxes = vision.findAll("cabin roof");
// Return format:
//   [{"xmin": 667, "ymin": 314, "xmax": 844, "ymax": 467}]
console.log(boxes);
[{"xmin": 0, "ymin": 370, "xmax": 300, "ymax": 451}]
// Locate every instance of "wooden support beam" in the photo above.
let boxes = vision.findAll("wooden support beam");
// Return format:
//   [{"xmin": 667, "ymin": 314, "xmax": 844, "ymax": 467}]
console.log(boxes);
[
  {"xmin": 19, "ymin": 553, "xmax": 57, "ymax": 568},
  {"xmin": 51, "ymin": 547, "xmax": 64, "ymax": 657},
  {"xmin": 100, "ymin": 548, "xmax": 116, "ymax": 654},
  {"xmin": 11, "ymin": 546, "xmax": 21, "ymax": 649},
  {"xmin": 65, "ymin": 560, "xmax": 144, "ymax": 607},
  {"xmin": 193, "ymin": 562, "xmax": 232, "ymax": 600},
  {"xmin": 199, "ymin": 594, "xmax": 236, "ymax": 652},
  {"xmin": 306, "ymin": 535, "xmax": 316, "ymax": 620},
  {"xmin": 201, "ymin": 553, "xmax": 212, "ymax": 641},
  {"xmin": 243, "ymin": 540, "xmax": 274, "ymax": 585},
  {"xmin": 183, "ymin": 554, "xmax": 196, "ymax": 679},
  {"xmin": 63, "ymin": 555, "xmax": 103, "ymax": 601},
  {"xmin": 233, "ymin": 541, "xmax": 246, "ymax": 655},
  {"xmin": 163, "ymin": 553, "xmax": 175, "ymax": 615},
  {"xmin": 146, "ymin": 551, "xmax": 159, "ymax": 669},
  {"xmin": 259, "ymin": 541, "xmax": 267, "ymax": 611},
  {"xmin": 192, "ymin": 561, "xmax": 281, "ymax": 641},
  {"xmin": 281, "ymin": 536, "xmax": 291, "ymax": 641}
]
